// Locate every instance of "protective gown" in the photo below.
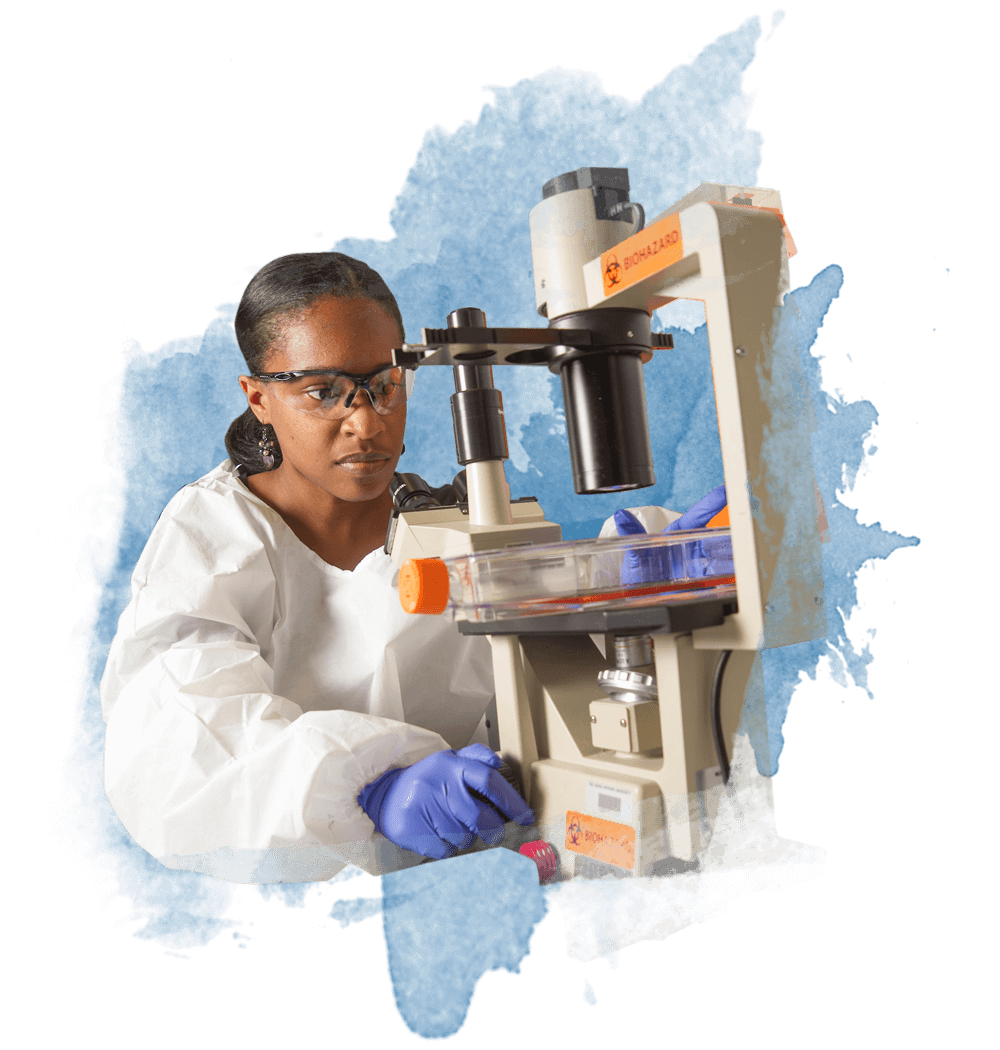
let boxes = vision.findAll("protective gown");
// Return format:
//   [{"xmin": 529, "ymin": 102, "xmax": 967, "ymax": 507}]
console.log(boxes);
[
  {"xmin": 100, "ymin": 461, "xmax": 494, "ymax": 882},
  {"xmin": 98, "ymin": 464, "xmax": 504, "ymax": 881}
]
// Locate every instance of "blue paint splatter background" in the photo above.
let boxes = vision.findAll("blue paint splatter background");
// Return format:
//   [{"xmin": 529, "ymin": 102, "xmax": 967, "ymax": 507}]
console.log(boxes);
[{"xmin": 83, "ymin": 17, "xmax": 916, "ymax": 1036}]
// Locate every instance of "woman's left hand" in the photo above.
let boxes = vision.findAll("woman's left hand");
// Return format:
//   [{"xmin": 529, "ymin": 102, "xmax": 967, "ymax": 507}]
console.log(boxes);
[{"xmin": 614, "ymin": 484, "xmax": 733, "ymax": 585}]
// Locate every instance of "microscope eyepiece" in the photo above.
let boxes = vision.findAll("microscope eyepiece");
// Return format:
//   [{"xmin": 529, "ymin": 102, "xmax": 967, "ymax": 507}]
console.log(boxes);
[{"xmin": 390, "ymin": 473, "xmax": 441, "ymax": 511}]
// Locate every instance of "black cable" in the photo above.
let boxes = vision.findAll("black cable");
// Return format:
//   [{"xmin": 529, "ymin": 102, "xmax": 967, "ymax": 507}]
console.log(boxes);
[
  {"xmin": 710, "ymin": 651, "xmax": 764, "ymax": 865},
  {"xmin": 710, "ymin": 646, "xmax": 735, "ymax": 793}
]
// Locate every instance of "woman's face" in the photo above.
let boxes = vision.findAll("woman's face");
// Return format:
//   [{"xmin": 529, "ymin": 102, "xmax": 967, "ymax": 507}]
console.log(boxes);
[{"xmin": 241, "ymin": 295, "xmax": 406, "ymax": 504}]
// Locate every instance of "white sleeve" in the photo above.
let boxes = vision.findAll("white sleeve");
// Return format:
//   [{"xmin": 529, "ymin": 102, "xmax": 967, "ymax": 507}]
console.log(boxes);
[{"xmin": 100, "ymin": 485, "xmax": 449, "ymax": 865}]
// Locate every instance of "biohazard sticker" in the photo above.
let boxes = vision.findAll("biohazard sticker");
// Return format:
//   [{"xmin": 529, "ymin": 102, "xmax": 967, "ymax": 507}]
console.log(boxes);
[
  {"xmin": 565, "ymin": 810, "xmax": 636, "ymax": 870},
  {"xmin": 600, "ymin": 211, "xmax": 683, "ymax": 297}
]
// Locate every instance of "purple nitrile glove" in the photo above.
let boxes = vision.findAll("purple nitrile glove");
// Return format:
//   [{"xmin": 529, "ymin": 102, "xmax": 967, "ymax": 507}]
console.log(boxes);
[
  {"xmin": 614, "ymin": 484, "xmax": 733, "ymax": 585},
  {"xmin": 357, "ymin": 743, "xmax": 534, "ymax": 860}
]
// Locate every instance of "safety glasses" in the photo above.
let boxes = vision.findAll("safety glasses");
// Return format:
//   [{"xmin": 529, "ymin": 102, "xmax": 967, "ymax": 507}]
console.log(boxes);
[{"xmin": 252, "ymin": 364, "xmax": 415, "ymax": 418}]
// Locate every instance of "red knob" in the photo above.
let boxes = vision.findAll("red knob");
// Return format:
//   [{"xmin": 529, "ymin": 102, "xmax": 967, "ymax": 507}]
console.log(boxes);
[{"xmin": 519, "ymin": 840, "xmax": 558, "ymax": 883}]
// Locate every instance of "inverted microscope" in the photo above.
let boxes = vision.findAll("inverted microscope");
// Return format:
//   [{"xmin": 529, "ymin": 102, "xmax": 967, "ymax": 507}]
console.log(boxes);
[{"xmin": 385, "ymin": 167, "xmax": 825, "ymax": 877}]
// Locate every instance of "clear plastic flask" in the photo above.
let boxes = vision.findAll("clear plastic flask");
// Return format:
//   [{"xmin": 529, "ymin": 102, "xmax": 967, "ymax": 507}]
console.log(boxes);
[{"xmin": 398, "ymin": 527, "xmax": 736, "ymax": 622}]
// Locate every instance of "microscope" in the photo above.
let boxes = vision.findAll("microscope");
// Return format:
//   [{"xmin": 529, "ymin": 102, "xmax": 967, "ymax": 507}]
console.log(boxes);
[{"xmin": 386, "ymin": 167, "xmax": 825, "ymax": 877}]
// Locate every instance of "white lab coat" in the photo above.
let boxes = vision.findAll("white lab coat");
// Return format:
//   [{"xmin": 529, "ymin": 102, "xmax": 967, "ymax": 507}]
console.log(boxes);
[{"xmin": 101, "ymin": 461, "xmax": 494, "ymax": 882}]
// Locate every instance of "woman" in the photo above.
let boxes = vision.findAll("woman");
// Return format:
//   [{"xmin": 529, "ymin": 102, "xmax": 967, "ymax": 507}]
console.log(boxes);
[
  {"xmin": 101, "ymin": 253, "xmax": 531, "ymax": 884},
  {"xmin": 101, "ymin": 251, "xmax": 726, "ymax": 886}
]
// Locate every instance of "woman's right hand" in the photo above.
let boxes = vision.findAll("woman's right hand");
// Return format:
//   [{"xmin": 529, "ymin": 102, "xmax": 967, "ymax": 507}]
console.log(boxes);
[{"xmin": 357, "ymin": 743, "xmax": 534, "ymax": 859}]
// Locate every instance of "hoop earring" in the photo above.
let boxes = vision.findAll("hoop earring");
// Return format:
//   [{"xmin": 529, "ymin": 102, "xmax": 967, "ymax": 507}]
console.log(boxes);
[
  {"xmin": 258, "ymin": 425, "xmax": 276, "ymax": 470},
  {"xmin": 401, "ymin": 444, "xmax": 406, "ymax": 455}
]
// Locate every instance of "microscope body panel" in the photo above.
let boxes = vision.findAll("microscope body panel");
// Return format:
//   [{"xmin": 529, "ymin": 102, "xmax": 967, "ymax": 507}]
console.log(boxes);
[{"xmin": 518, "ymin": 633, "xmax": 603, "ymax": 763}]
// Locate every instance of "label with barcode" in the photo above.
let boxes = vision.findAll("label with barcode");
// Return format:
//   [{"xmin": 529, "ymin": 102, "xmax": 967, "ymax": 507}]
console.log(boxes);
[{"xmin": 585, "ymin": 780, "xmax": 634, "ymax": 823}]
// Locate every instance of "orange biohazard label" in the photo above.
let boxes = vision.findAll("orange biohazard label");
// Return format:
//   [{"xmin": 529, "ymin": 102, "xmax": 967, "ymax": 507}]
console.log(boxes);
[
  {"xmin": 565, "ymin": 811, "xmax": 636, "ymax": 870},
  {"xmin": 600, "ymin": 211, "xmax": 683, "ymax": 297},
  {"xmin": 601, "ymin": 201, "xmax": 794, "ymax": 301}
]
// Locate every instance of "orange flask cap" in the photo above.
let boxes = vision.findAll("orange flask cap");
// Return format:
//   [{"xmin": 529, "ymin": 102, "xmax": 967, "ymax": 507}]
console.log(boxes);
[{"xmin": 398, "ymin": 558, "xmax": 450, "ymax": 615}]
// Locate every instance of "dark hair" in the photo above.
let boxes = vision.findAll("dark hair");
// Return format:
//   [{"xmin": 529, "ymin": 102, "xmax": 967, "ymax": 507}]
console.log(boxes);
[{"xmin": 225, "ymin": 252, "xmax": 405, "ymax": 474}]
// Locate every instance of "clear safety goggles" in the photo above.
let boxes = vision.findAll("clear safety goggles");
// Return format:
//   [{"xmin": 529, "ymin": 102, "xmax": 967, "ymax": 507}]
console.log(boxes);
[{"xmin": 252, "ymin": 364, "xmax": 415, "ymax": 418}]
